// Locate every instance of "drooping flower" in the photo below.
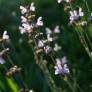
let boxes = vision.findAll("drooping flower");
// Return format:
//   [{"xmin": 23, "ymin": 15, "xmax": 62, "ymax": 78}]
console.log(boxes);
[
  {"xmin": 19, "ymin": 26, "xmax": 26, "ymax": 34},
  {"xmin": 36, "ymin": 16, "xmax": 43, "ymax": 26},
  {"xmin": 45, "ymin": 28, "xmax": 52, "ymax": 34},
  {"xmin": 38, "ymin": 40, "xmax": 44, "ymax": 48},
  {"xmin": 22, "ymin": 23, "xmax": 31, "ymax": 31},
  {"xmin": 47, "ymin": 34, "xmax": 53, "ymax": 42},
  {"xmin": 61, "ymin": 56, "xmax": 68, "ymax": 64},
  {"xmin": 20, "ymin": 6, "xmax": 27, "ymax": 14},
  {"xmin": 78, "ymin": 8, "xmax": 84, "ymax": 16},
  {"xmin": 3, "ymin": 31, "xmax": 9, "ymax": 40},
  {"xmin": 30, "ymin": 2, "xmax": 35, "ymax": 11},
  {"xmin": 21, "ymin": 16, "xmax": 27, "ymax": 23},
  {"xmin": 54, "ymin": 43, "xmax": 61, "ymax": 51},
  {"xmin": 54, "ymin": 26, "xmax": 60, "ymax": 33}
]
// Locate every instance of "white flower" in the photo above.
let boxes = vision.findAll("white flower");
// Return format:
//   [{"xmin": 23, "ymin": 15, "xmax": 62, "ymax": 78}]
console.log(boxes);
[
  {"xmin": 0, "ymin": 57, "xmax": 5, "ymax": 64},
  {"xmin": 56, "ymin": 58, "xmax": 62, "ymax": 65},
  {"xmin": 79, "ymin": 8, "xmax": 84, "ymax": 16},
  {"xmin": 20, "ymin": 6, "xmax": 27, "ymax": 14},
  {"xmin": 57, "ymin": 0, "xmax": 70, "ymax": 3},
  {"xmin": 19, "ymin": 26, "xmax": 26, "ymax": 34},
  {"xmin": 57, "ymin": 0, "xmax": 63, "ymax": 3},
  {"xmin": 30, "ymin": 2, "xmax": 35, "ymax": 11},
  {"xmin": 45, "ymin": 28, "xmax": 52, "ymax": 34},
  {"xmin": 36, "ymin": 17, "xmax": 43, "ymax": 26},
  {"xmin": 54, "ymin": 26, "xmax": 60, "ymax": 33},
  {"xmin": 44, "ymin": 45, "xmax": 52, "ymax": 54},
  {"xmin": 22, "ymin": 23, "xmax": 31, "ymax": 31},
  {"xmin": 38, "ymin": 40, "xmax": 44, "ymax": 48},
  {"xmin": 54, "ymin": 43, "xmax": 61, "ymax": 51},
  {"xmin": 45, "ymin": 26, "xmax": 60, "ymax": 34},
  {"xmin": 21, "ymin": 16, "xmax": 27, "ymax": 23},
  {"xmin": 61, "ymin": 56, "xmax": 67, "ymax": 64},
  {"xmin": 29, "ymin": 90, "xmax": 33, "ymax": 92},
  {"xmin": 63, "ymin": 64, "xmax": 70, "ymax": 73},
  {"xmin": 3, "ymin": 31, "xmax": 9, "ymax": 40},
  {"xmin": 47, "ymin": 34, "xmax": 53, "ymax": 42}
]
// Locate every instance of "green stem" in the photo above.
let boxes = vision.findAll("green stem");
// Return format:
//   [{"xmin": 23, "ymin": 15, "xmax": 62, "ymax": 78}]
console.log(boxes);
[
  {"xmin": 29, "ymin": 34, "xmax": 58, "ymax": 92},
  {"xmin": 82, "ymin": 0, "xmax": 91, "ymax": 13},
  {"xmin": 75, "ymin": 26, "xmax": 92, "ymax": 60},
  {"xmin": 1, "ymin": 43, "xmax": 28, "ymax": 90}
]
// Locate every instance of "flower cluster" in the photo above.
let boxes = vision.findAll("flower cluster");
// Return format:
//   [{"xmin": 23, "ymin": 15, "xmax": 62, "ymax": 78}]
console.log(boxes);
[
  {"xmin": 45, "ymin": 26, "xmax": 61, "ymax": 53},
  {"xmin": 19, "ymin": 2, "xmax": 71, "ymax": 92},
  {"xmin": 35, "ymin": 26, "xmax": 61, "ymax": 55},
  {"xmin": 1, "ymin": 0, "xmax": 92, "ymax": 92},
  {"xmin": 0, "ymin": 31, "xmax": 22, "ymax": 76},
  {"xmin": 19, "ymin": 2, "xmax": 63, "ymax": 56},
  {"xmin": 19, "ymin": 2, "xmax": 43, "ymax": 34},
  {"xmin": 57, "ymin": 0, "xmax": 92, "ymax": 27},
  {"xmin": 1, "ymin": 0, "xmax": 91, "ymax": 91},
  {"xmin": 0, "ymin": 30, "xmax": 34, "ymax": 92},
  {"xmin": 54, "ymin": 56, "xmax": 70, "ymax": 75},
  {"xmin": 19, "ymin": 1, "xmax": 70, "ymax": 77},
  {"xmin": 57, "ymin": 0, "xmax": 92, "ymax": 66},
  {"xmin": 69, "ymin": 7, "xmax": 84, "ymax": 24}
]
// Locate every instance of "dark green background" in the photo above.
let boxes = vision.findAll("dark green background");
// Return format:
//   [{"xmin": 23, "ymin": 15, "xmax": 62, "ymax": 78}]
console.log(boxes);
[{"xmin": 0, "ymin": 0, "xmax": 92, "ymax": 92}]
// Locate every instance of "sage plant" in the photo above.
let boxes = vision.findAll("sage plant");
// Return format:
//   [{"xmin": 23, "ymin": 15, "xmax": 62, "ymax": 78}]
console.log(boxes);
[
  {"xmin": 1, "ymin": 0, "xmax": 92, "ymax": 92},
  {"xmin": 57, "ymin": 0, "xmax": 92, "ymax": 61},
  {"xmin": 19, "ymin": 2, "xmax": 71, "ymax": 92}
]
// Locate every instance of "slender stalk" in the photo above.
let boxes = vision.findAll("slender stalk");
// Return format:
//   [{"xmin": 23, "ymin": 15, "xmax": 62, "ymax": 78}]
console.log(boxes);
[
  {"xmin": 1, "ymin": 44, "xmax": 14, "ymax": 66},
  {"xmin": 75, "ymin": 26, "xmax": 92, "ymax": 60},
  {"xmin": 82, "ymin": 27, "xmax": 92, "ymax": 50},
  {"xmin": 33, "ymin": 30, "xmax": 83, "ymax": 92},
  {"xmin": 51, "ymin": 46, "xmax": 83, "ymax": 92},
  {"xmin": 31, "ymin": 45, "xmax": 58, "ymax": 92},
  {"xmin": 2, "ymin": 64, "xmax": 20, "ymax": 90},
  {"xmin": 1, "ymin": 43, "xmax": 28, "ymax": 90},
  {"xmin": 28, "ymin": 33, "xmax": 59, "ymax": 92},
  {"xmin": 68, "ymin": 0, "xmax": 92, "ymax": 60},
  {"xmin": 82, "ymin": 0, "xmax": 91, "ymax": 13}
]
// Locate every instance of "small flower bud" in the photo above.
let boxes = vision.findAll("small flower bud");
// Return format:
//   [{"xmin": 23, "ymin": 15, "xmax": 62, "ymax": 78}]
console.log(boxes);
[
  {"xmin": 36, "ymin": 17, "xmax": 43, "ymax": 26},
  {"xmin": 3, "ymin": 31, "xmax": 9, "ymax": 40},
  {"xmin": 30, "ymin": 2, "xmax": 35, "ymax": 12},
  {"xmin": 6, "ymin": 65, "xmax": 21, "ymax": 77}
]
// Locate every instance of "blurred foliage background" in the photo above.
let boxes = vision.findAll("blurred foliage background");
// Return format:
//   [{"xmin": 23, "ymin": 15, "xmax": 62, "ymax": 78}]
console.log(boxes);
[{"xmin": 0, "ymin": 0, "xmax": 92, "ymax": 92}]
